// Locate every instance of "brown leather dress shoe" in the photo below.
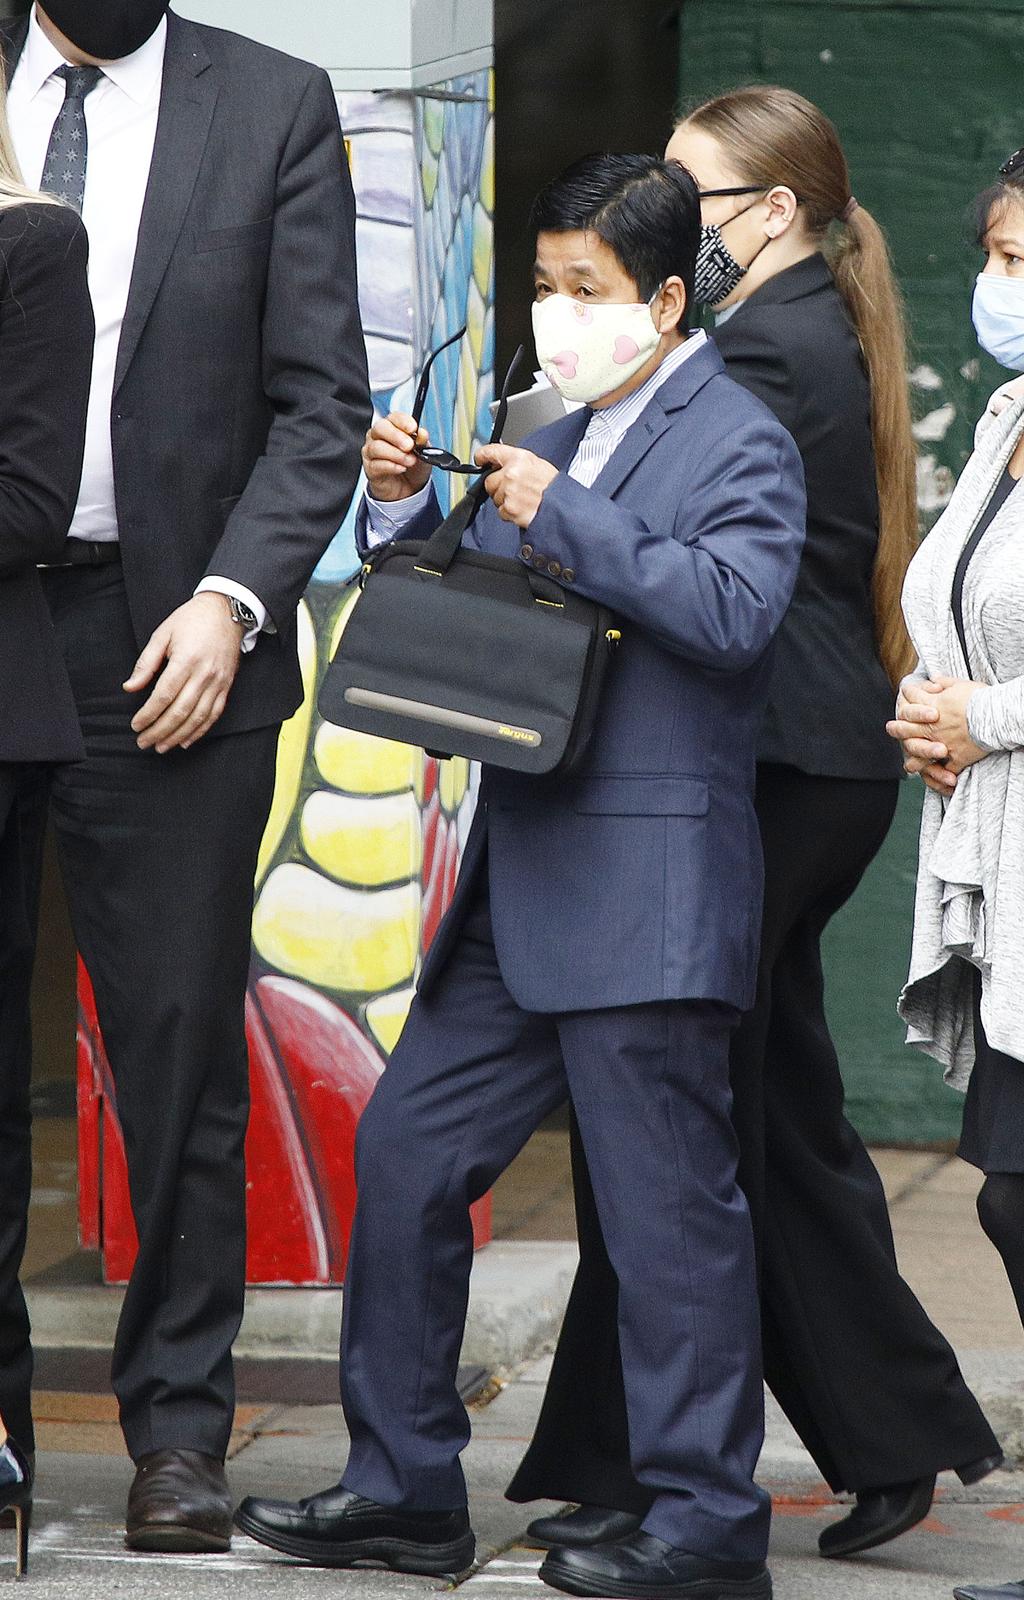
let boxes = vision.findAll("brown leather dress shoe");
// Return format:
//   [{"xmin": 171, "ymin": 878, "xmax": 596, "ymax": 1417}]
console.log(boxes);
[{"xmin": 125, "ymin": 1449, "xmax": 232, "ymax": 1553}]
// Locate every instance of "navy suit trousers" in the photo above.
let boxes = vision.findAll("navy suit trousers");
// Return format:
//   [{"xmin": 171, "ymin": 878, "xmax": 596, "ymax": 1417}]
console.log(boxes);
[{"xmin": 339, "ymin": 864, "xmax": 770, "ymax": 1562}]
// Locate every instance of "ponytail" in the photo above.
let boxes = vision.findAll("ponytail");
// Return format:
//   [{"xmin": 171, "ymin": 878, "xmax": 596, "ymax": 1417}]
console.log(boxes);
[
  {"xmin": 684, "ymin": 86, "xmax": 919, "ymax": 687},
  {"xmin": 829, "ymin": 205, "xmax": 918, "ymax": 685}
]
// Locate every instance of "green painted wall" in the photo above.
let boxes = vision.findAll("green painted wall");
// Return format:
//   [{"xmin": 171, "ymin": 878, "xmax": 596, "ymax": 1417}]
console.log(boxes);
[{"xmin": 678, "ymin": 0, "xmax": 1024, "ymax": 1143}]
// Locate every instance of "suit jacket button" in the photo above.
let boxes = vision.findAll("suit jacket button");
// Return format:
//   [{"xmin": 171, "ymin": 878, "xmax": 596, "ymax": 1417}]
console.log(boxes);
[
  {"xmin": 532, "ymin": 554, "xmax": 546, "ymax": 569},
  {"xmin": 548, "ymin": 561, "xmax": 561, "ymax": 577},
  {"xmin": 520, "ymin": 544, "xmax": 533, "ymax": 560},
  {"xmin": 562, "ymin": 567, "xmax": 575, "ymax": 582}
]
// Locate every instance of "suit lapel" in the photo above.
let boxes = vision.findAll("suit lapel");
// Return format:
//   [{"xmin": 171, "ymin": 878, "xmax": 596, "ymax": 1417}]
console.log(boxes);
[
  {"xmin": 592, "ymin": 342, "xmax": 722, "ymax": 500},
  {"xmin": 591, "ymin": 406, "xmax": 672, "ymax": 500},
  {"xmin": 0, "ymin": 17, "xmax": 30, "ymax": 85},
  {"xmin": 113, "ymin": 15, "xmax": 218, "ymax": 396},
  {"xmin": 535, "ymin": 406, "xmax": 592, "ymax": 471}
]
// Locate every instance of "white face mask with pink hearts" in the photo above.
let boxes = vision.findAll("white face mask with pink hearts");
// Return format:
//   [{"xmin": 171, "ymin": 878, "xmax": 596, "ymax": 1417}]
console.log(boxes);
[{"xmin": 531, "ymin": 287, "xmax": 664, "ymax": 405}]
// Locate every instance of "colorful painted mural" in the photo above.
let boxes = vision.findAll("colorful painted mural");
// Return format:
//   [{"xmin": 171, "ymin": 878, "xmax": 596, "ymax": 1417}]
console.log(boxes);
[{"xmin": 78, "ymin": 71, "xmax": 496, "ymax": 1285}]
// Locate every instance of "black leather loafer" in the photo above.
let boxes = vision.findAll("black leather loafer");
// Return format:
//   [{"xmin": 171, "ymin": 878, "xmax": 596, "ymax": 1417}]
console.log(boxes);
[
  {"xmin": 126, "ymin": 1449, "xmax": 232, "ymax": 1553},
  {"xmin": 234, "ymin": 1484, "xmax": 475, "ymax": 1577},
  {"xmin": 526, "ymin": 1505, "xmax": 644, "ymax": 1549},
  {"xmin": 953, "ymin": 1584, "xmax": 1024, "ymax": 1599},
  {"xmin": 539, "ymin": 1531, "xmax": 772, "ymax": 1598},
  {"xmin": 818, "ymin": 1475, "xmax": 935, "ymax": 1559}
]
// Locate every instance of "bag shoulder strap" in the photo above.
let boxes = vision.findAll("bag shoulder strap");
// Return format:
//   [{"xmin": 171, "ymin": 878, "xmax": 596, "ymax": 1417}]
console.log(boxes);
[{"xmin": 417, "ymin": 478, "xmax": 489, "ymax": 572}]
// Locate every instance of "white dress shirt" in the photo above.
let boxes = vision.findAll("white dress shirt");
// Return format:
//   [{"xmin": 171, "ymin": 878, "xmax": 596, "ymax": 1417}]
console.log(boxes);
[
  {"xmin": 364, "ymin": 330, "xmax": 709, "ymax": 541},
  {"xmin": 8, "ymin": 5, "xmax": 267, "ymax": 647}
]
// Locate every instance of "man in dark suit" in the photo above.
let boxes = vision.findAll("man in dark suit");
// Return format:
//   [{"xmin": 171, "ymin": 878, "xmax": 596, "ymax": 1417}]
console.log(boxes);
[
  {"xmin": 1, "ymin": 0, "xmax": 369, "ymax": 1551},
  {"xmin": 0, "ymin": 195, "xmax": 93, "ymax": 1466},
  {"xmin": 236, "ymin": 155, "xmax": 805, "ymax": 1600}
]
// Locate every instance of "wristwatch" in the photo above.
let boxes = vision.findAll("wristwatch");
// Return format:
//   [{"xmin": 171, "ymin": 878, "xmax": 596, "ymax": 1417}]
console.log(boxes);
[{"xmin": 228, "ymin": 595, "xmax": 258, "ymax": 632}]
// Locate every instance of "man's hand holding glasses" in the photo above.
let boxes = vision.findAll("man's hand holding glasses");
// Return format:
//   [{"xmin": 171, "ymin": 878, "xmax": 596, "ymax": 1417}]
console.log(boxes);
[
  {"xmin": 361, "ymin": 412, "xmax": 434, "ymax": 503},
  {"xmin": 475, "ymin": 442, "xmax": 558, "ymax": 529},
  {"xmin": 363, "ymin": 325, "xmax": 558, "ymax": 528}
]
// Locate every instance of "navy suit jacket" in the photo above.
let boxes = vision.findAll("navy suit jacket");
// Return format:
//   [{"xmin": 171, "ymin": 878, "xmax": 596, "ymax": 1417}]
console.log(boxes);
[{"xmin": 356, "ymin": 341, "xmax": 806, "ymax": 1013}]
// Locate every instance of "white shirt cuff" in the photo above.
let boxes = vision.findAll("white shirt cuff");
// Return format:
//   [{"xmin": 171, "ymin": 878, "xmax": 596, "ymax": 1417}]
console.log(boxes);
[
  {"xmin": 195, "ymin": 578, "xmax": 271, "ymax": 654},
  {"xmin": 364, "ymin": 483, "xmax": 434, "ymax": 546}
]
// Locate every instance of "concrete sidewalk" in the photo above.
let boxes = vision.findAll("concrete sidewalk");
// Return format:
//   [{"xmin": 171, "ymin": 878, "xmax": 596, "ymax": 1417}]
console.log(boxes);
[
  {"xmin": 16, "ymin": 1128, "xmax": 1024, "ymax": 1595},
  {"xmin": 11, "ymin": 1350, "xmax": 1024, "ymax": 1598}
]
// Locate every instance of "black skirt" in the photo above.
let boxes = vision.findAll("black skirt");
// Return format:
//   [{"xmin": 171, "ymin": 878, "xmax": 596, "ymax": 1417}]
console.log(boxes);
[{"xmin": 958, "ymin": 968, "xmax": 1024, "ymax": 1174}]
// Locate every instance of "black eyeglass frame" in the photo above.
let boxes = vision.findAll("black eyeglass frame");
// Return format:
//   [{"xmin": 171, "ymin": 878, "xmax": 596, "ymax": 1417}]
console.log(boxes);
[
  {"xmin": 697, "ymin": 185, "xmax": 765, "ymax": 199},
  {"xmin": 411, "ymin": 328, "xmax": 524, "ymax": 474}
]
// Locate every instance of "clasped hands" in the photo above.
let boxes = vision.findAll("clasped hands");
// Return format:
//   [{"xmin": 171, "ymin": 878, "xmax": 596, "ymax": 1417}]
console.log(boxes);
[{"xmin": 886, "ymin": 676, "xmax": 989, "ymax": 796}]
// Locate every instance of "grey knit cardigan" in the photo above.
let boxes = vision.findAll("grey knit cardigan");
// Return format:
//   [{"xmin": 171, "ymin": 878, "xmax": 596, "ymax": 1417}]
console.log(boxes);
[{"xmin": 899, "ymin": 396, "xmax": 1024, "ymax": 1088}]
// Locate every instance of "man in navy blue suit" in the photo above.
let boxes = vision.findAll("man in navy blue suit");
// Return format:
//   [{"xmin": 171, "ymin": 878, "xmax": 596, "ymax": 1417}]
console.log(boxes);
[{"xmin": 237, "ymin": 155, "xmax": 806, "ymax": 1600}]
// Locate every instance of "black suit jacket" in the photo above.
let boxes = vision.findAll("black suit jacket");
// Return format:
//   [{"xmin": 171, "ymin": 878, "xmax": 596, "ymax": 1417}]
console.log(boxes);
[
  {"xmin": 714, "ymin": 253, "xmax": 902, "ymax": 780},
  {"xmin": 0, "ymin": 202, "xmax": 92, "ymax": 763},
  {"xmin": 1, "ymin": 11, "xmax": 372, "ymax": 737}
]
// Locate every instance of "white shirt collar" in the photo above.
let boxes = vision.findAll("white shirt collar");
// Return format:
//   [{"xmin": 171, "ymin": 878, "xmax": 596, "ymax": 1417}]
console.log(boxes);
[{"xmin": 21, "ymin": 4, "xmax": 167, "ymax": 106}]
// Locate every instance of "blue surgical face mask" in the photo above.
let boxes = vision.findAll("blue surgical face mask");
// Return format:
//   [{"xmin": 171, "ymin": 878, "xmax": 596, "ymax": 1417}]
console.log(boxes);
[{"xmin": 972, "ymin": 272, "xmax": 1024, "ymax": 371}]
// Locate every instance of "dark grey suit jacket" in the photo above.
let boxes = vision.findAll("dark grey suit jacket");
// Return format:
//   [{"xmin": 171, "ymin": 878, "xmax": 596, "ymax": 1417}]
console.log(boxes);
[
  {"xmin": 1, "ymin": 10, "xmax": 372, "ymax": 737},
  {"xmin": 0, "ymin": 202, "xmax": 92, "ymax": 764}
]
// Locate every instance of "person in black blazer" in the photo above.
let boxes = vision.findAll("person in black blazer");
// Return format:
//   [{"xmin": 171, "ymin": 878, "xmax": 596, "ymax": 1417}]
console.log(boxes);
[
  {"xmin": 0, "ymin": 0, "xmax": 369, "ymax": 1552},
  {"xmin": 509, "ymin": 85, "xmax": 1003, "ymax": 1561},
  {"xmin": 0, "ymin": 172, "xmax": 93, "ymax": 1514}
]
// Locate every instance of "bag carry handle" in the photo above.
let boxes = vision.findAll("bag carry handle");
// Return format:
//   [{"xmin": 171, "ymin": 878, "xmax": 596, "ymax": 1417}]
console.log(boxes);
[
  {"xmin": 414, "ymin": 485, "xmax": 564, "ymax": 608},
  {"xmin": 416, "ymin": 478, "xmax": 489, "ymax": 573}
]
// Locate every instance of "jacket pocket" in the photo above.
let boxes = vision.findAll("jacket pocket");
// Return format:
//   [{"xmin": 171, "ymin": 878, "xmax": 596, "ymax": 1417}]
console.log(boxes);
[
  {"xmin": 194, "ymin": 218, "xmax": 273, "ymax": 254},
  {"xmin": 572, "ymin": 775, "xmax": 709, "ymax": 816}
]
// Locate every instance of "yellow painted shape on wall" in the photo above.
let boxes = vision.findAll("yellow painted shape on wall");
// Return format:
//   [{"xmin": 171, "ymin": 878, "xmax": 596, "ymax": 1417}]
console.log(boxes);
[
  {"xmin": 423, "ymin": 96, "xmax": 445, "ymax": 158},
  {"xmin": 472, "ymin": 200, "xmax": 492, "ymax": 300},
  {"xmin": 256, "ymin": 600, "xmax": 317, "ymax": 886},
  {"xmin": 466, "ymin": 274, "xmax": 486, "ymax": 367},
  {"xmin": 314, "ymin": 721, "xmax": 420, "ymax": 796},
  {"xmin": 330, "ymin": 588, "xmax": 359, "ymax": 657},
  {"xmin": 300, "ymin": 789, "xmax": 423, "ymax": 887},
  {"xmin": 480, "ymin": 116, "xmax": 494, "ymax": 213},
  {"xmin": 364, "ymin": 986, "xmax": 415, "ymax": 1055},
  {"xmin": 253, "ymin": 863, "xmax": 420, "ymax": 995},
  {"xmin": 439, "ymin": 755, "xmax": 470, "ymax": 815}
]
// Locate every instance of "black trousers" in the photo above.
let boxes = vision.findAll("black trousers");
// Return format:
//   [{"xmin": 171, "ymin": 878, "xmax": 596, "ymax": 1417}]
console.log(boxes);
[
  {"xmin": 0, "ymin": 765, "xmax": 49, "ymax": 1452},
  {"xmin": 508, "ymin": 763, "xmax": 999, "ymax": 1508},
  {"xmin": 6, "ymin": 567, "xmax": 279, "ymax": 1460}
]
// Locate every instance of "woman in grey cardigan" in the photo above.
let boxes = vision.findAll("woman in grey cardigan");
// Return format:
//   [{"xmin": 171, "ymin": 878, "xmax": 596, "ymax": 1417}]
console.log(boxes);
[{"xmin": 889, "ymin": 150, "xmax": 1024, "ymax": 1600}]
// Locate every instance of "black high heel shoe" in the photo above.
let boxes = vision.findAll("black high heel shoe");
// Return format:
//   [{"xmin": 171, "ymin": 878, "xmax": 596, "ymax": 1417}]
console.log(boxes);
[{"xmin": 0, "ymin": 1440, "xmax": 32, "ymax": 1578}]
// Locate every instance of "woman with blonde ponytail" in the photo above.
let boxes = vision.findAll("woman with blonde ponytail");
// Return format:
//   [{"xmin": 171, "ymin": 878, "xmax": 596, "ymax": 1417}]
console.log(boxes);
[
  {"xmin": 509, "ymin": 85, "xmax": 1004, "ymax": 1566},
  {"xmin": 0, "ymin": 48, "xmax": 93, "ymax": 1576}
]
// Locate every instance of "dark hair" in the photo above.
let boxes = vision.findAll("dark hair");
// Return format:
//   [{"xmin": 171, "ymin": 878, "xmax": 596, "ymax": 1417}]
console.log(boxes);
[
  {"xmin": 975, "ymin": 152, "xmax": 1024, "ymax": 245},
  {"xmin": 529, "ymin": 153, "xmax": 699, "ymax": 329}
]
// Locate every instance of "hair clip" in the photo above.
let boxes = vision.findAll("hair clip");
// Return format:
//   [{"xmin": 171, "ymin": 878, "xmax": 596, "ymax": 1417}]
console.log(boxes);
[{"xmin": 999, "ymin": 148, "xmax": 1024, "ymax": 177}]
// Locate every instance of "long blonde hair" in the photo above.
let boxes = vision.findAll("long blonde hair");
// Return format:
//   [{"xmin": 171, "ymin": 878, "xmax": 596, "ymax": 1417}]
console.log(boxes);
[
  {"xmin": 682, "ymin": 85, "xmax": 918, "ymax": 687},
  {"xmin": 0, "ymin": 62, "xmax": 61, "ymax": 210}
]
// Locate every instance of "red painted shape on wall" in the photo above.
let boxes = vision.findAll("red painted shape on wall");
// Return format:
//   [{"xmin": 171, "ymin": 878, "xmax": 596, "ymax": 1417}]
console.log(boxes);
[
  {"xmin": 77, "ymin": 962, "xmax": 491, "ymax": 1284},
  {"xmin": 249, "ymin": 975, "xmax": 384, "ymax": 1280}
]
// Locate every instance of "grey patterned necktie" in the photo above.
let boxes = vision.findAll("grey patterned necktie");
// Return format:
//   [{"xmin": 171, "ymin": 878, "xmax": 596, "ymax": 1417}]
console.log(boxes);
[{"xmin": 41, "ymin": 64, "xmax": 103, "ymax": 213}]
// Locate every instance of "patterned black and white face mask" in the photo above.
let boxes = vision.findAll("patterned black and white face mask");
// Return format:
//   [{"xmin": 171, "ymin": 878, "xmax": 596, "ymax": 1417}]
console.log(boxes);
[{"xmin": 693, "ymin": 225, "xmax": 748, "ymax": 308}]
